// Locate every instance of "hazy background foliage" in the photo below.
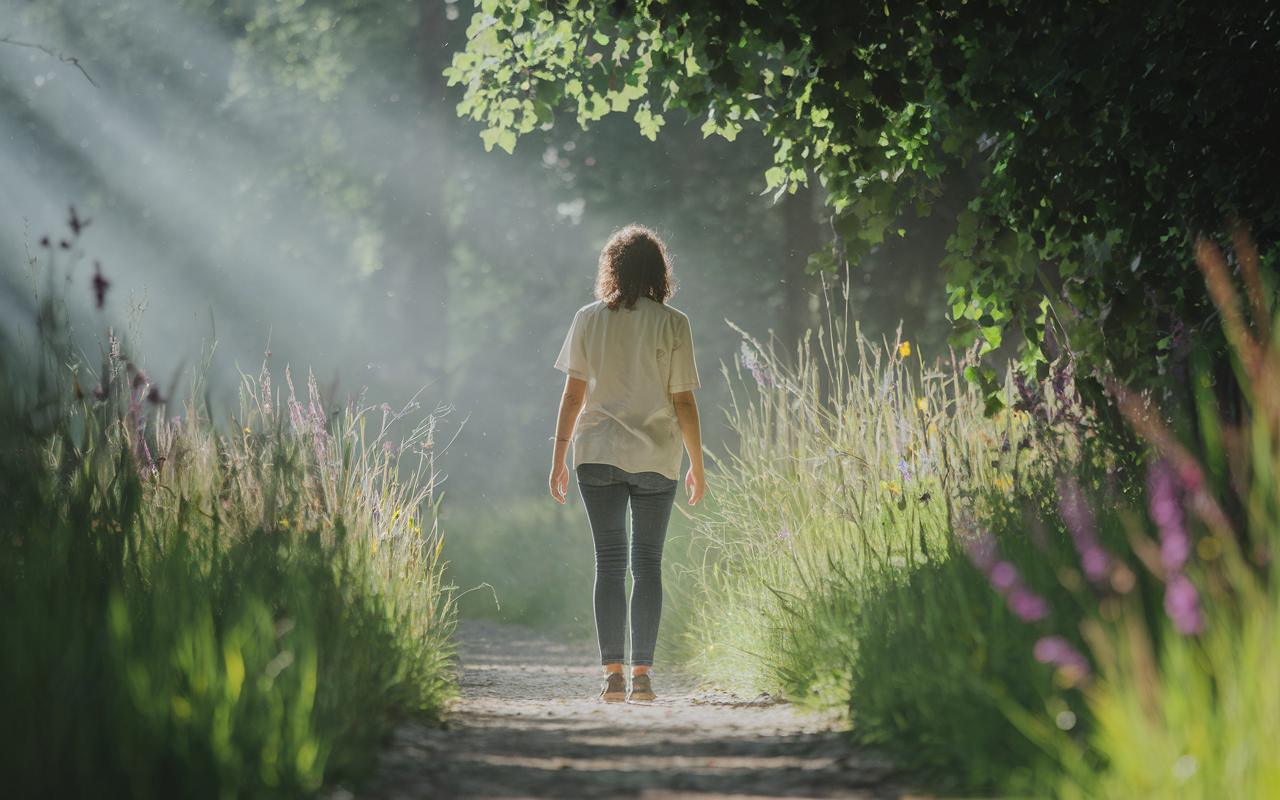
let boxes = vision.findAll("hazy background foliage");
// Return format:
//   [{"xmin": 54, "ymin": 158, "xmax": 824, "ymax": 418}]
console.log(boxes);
[{"xmin": 2, "ymin": 0, "xmax": 960, "ymax": 625}]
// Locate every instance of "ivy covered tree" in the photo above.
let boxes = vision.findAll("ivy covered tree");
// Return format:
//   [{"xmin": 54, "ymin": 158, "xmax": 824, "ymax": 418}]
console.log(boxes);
[{"xmin": 446, "ymin": 0, "xmax": 1279, "ymax": 405}]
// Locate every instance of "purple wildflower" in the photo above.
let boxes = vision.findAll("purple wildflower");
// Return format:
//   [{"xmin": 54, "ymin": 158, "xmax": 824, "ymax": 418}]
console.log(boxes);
[
  {"xmin": 1146, "ymin": 459, "xmax": 1208, "ymax": 635},
  {"xmin": 1148, "ymin": 460, "xmax": 1191, "ymax": 573},
  {"xmin": 990, "ymin": 561, "xmax": 1019, "ymax": 591},
  {"xmin": 129, "ymin": 384, "xmax": 155, "ymax": 476},
  {"xmin": 306, "ymin": 372, "xmax": 327, "ymax": 428},
  {"xmin": 958, "ymin": 517, "xmax": 1052, "ymax": 623},
  {"xmin": 897, "ymin": 458, "xmax": 911, "ymax": 483},
  {"xmin": 1058, "ymin": 477, "xmax": 1116, "ymax": 582},
  {"xmin": 1033, "ymin": 635, "xmax": 1091, "ymax": 675},
  {"xmin": 960, "ymin": 525, "xmax": 1000, "ymax": 572},
  {"xmin": 1164, "ymin": 574, "xmax": 1205, "ymax": 635},
  {"xmin": 92, "ymin": 261, "xmax": 110, "ymax": 309},
  {"xmin": 68, "ymin": 204, "xmax": 90, "ymax": 235},
  {"xmin": 1008, "ymin": 588, "xmax": 1050, "ymax": 622},
  {"xmin": 740, "ymin": 343, "xmax": 772, "ymax": 387}
]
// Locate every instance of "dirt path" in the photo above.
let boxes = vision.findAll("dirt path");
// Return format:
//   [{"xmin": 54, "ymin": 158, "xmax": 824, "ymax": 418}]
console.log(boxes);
[{"xmin": 358, "ymin": 619, "xmax": 921, "ymax": 800}]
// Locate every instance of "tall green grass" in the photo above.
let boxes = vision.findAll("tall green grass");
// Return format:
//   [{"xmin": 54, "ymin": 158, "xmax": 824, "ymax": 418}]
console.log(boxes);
[
  {"xmin": 676, "ymin": 320, "xmax": 1042, "ymax": 690},
  {"xmin": 679, "ymin": 232, "xmax": 1280, "ymax": 796},
  {"xmin": 0, "ymin": 267, "xmax": 454, "ymax": 797}
]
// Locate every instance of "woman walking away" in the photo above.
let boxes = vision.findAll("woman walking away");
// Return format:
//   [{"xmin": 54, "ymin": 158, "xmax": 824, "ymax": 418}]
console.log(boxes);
[{"xmin": 549, "ymin": 224, "xmax": 705, "ymax": 703}]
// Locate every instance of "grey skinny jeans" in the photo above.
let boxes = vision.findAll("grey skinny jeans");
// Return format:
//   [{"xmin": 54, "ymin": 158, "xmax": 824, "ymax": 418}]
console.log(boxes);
[{"xmin": 576, "ymin": 463, "xmax": 678, "ymax": 667}]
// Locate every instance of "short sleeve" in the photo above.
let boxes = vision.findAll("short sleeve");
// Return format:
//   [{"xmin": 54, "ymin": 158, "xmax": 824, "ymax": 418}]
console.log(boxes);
[
  {"xmin": 667, "ymin": 313, "xmax": 700, "ymax": 394},
  {"xmin": 554, "ymin": 308, "xmax": 589, "ymax": 381}
]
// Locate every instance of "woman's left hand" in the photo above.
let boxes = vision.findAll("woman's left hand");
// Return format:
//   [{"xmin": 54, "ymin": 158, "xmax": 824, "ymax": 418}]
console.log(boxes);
[{"xmin": 550, "ymin": 460, "xmax": 570, "ymax": 504}]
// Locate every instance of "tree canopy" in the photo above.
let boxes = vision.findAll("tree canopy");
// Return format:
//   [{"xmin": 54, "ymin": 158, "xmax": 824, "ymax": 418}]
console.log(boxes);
[{"xmin": 448, "ymin": 0, "xmax": 1279, "ymax": 403}]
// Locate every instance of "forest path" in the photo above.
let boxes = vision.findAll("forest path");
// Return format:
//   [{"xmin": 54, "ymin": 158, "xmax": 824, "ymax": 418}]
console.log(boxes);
[{"xmin": 361, "ymin": 619, "xmax": 923, "ymax": 800}]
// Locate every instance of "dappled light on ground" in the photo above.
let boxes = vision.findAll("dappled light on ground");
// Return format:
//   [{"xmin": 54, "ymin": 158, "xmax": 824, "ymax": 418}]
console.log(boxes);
[{"xmin": 363, "ymin": 620, "xmax": 915, "ymax": 800}]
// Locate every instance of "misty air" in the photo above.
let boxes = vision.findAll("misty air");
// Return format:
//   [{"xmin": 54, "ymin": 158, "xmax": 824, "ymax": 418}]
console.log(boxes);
[{"xmin": 2, "ymin": 2, "xmax": 1277, "ymax": 798}]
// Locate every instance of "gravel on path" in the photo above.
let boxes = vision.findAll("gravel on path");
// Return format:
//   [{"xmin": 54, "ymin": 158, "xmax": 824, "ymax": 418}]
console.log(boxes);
[{"xmin": 357, "ymin": 619, "xmax": 923, "ymax": 800}]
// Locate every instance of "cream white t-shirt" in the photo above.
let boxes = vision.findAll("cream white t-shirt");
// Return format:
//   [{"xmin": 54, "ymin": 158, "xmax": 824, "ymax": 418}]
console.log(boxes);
[{"xmin": 555, "ymin": 297, "xmax": 700, "ymax": 480}]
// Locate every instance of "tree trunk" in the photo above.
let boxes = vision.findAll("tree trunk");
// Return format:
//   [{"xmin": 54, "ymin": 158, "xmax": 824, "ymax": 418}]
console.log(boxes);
[{"xmin": 779, "ymin": 184, "xmax": 823, "ymax": 366}]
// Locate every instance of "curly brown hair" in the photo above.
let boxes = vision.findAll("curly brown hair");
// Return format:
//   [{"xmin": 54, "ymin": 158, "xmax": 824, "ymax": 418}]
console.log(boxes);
[{"xmin": 595, "ymin": 224, "xmax": 675, "ymax": 311}]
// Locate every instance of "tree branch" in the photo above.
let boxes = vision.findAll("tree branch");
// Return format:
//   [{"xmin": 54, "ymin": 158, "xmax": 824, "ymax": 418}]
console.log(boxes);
[{"xmin": 1, "ymin": 35, "xmax": 99, "ymax": 88}]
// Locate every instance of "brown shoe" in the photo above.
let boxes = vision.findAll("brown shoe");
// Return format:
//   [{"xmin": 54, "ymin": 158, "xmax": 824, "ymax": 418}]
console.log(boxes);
[
  {"xmin": 628, "ymin": 673, "xmax": 656, "ymax": 702},
  {"xmin": 599, "ymin": 671, "xmax": 626, "ymax": 702}
]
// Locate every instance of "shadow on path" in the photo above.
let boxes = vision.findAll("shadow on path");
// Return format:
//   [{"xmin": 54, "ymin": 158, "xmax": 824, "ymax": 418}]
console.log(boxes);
[{"xmin": 360, "ymin": 620, "xmax": 921, "ymax": 800}]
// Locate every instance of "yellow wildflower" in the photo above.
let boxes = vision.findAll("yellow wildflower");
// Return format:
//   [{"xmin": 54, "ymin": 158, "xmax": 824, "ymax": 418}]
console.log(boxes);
[
  {"xmin": 917, "ymin": 398, "xmax": 927, "ymax": 411},
  {"xmin": 898, "ymin": 341, "xmax": 911, "ymax": 358}
]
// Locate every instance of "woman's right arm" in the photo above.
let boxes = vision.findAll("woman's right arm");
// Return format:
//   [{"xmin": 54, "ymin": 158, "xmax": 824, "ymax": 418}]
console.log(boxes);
[
  {"xmin": 673, "ymin": 390, "xmax": 705, "ymax": 505},
  {"xmin": 550, "ymin": 375, "xmax": 588, "ymax": 503}
]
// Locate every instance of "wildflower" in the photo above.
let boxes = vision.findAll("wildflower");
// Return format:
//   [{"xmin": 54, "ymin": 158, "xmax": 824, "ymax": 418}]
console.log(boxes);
[
  {"xmin": 740, "ymin": 343, "xmax": 772, "ymax": 387},
  {"xmin": 1164, "ymin": 574, "xmax": 1204, "ymax": 635},
  {"xmin": 1147, "ymin": 460, "xmax": 1190, "ymax": 572},
  {"xmin": 776, "ymin": 526, "xmax": 792, "ymax": 540},
  {"xmin": 896, "ymin": 458, "xmax": 911, "ymax": 483},
  {"xmin": 68, "ymin": 204, "xmax": 90, "ymax": 235},
  {"xmin": 1033, "ymin": 635, "xmax": 1090, "ymax": 675},
  {"xmin": 958, "ymin": 517, "xmax": 1052, "ymax": 622},
  {"xmin": 990, "ymin": 561, "xmax": 1019, "ymax": 591},
  {"xmin": 1057, "ymin": 477, "xmax": 1116, "ymax": 583},
  {"xmin": 898, "ymin": 341, "xmax": 911, "ymax": 358},
  {"xmin": 1008, "ymin": 588, "xmax": 1050, "ymax": 622},
  {"xmin": 92, "ymin": 261, "xmax": 110, "ymax": 309},
  {"xmin": 960, "ymin": 524, "xmax": 1000, "ymax": 571}
]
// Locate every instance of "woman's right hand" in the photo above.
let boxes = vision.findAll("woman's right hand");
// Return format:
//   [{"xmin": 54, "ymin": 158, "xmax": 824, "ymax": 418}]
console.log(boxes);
[{"xmin": 685, "ymin": 466, "xmax": 705, "ymax": 505}]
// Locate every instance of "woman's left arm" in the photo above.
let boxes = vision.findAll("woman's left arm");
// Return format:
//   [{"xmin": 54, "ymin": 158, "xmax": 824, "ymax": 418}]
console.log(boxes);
[{"xmin": 550, "ymin": 375, "xmax": 588, "ymax": 503}]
